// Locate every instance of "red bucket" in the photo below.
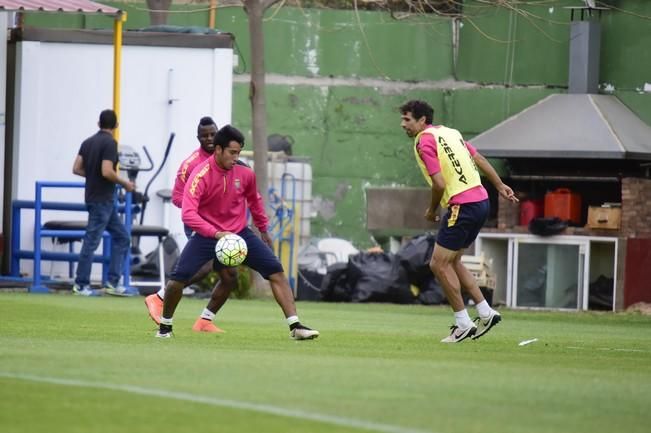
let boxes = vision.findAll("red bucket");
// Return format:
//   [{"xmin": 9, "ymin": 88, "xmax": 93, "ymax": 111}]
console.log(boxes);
[{"xmin": 520, "ymin": 199, "xmax": 544, "ymax": 226}]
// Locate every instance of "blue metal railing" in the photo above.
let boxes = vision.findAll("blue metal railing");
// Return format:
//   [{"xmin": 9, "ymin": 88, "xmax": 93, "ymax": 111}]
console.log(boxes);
[
  {"xmin": 268, "ymin": 173, "xmax": 297, "ymax": 292},
  {"xmin": 7, "ymin": 181, "xmax": 134, "ymax": 293}
]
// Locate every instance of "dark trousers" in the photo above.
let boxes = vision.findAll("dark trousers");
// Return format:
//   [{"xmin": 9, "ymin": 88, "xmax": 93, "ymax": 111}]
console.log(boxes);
[{"xmin": 75, "ymin": 201, "xmax": 130, "ymax": 286}]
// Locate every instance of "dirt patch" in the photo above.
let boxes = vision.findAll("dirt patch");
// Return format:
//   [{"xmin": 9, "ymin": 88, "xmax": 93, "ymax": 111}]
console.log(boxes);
[{"xmin": 626, "ymin": 302, "xmax": 651, "ymax": 315}]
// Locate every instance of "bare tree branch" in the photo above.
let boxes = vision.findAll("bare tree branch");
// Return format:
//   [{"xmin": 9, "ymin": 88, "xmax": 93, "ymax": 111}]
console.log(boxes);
[
  {"xmin": 262, "ymin": 0, "xmax": 282, "ymax": 10},
  {"xmin": 242, "ymin": 0, "xmax": 282, "ymax": 209}
]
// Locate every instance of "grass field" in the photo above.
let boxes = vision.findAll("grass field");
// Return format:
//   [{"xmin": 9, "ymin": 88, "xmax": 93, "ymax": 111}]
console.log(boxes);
[{"xmin": 0, "ymin": 292, "xmax": 650, "ymax": 433}]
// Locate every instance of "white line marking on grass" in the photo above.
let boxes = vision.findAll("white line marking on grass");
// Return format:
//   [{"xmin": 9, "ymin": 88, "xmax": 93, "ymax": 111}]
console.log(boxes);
[
  {"xmin": 0, "ymin": 372, "xmax": 434, "ymax": 433},
  {"xmin": 518, "ymin": 338, "xmax": 538, "ymax": 346},
  {"xmin": 566, "ymin": 346, "xmax": 650, "ymax": 353}
]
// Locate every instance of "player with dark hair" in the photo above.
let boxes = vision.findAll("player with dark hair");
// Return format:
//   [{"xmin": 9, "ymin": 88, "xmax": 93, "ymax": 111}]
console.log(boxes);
[
  {"xmin": 72, "ymin": 109, "xmax": 135, "ymax": 296},
  {"xmin": 400, "ymin": 100, "xmax": 518, "ymax": 343},
  {"xmin": 155, "ymin": 125, "xmax": 319, "ymax": 340},
  {"xmin": 145, "ymin": 117, "xmax": 248, "ymax": 330},
  {"xmin": 171, "ymin": 117, "xmax": 220, "ymax": 213}
]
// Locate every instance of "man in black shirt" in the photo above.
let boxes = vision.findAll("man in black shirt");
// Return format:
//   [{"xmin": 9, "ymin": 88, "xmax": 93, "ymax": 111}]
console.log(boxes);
[{"xmin": 72, "ymin": 109, "xmax": 135, "ymax": 296}]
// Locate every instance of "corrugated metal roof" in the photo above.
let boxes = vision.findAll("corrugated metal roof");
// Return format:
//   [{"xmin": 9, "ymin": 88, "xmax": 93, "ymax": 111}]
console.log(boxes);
[
  {"xmin": 15, "ymin": 27, "xmax": 235, "ymax": 49},
  {"xmin": 0, "ymin": 0, "xmax": 119, "ymax": 15},
  {"xmin": 472, "ymin": 94, "xmax": 651, "ymax": 160}
]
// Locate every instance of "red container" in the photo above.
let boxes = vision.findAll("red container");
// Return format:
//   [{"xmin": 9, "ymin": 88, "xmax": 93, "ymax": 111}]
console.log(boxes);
[
  {"xmin": 544, "ymin": 188, "xmax": 582, "ymax": 224},
  {"xmin": 520, "ymin": 199, "xmax": 544, "ymax": 226}
]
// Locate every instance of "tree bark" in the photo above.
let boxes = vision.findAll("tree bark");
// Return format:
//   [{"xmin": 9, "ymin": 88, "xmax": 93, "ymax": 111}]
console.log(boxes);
[
  {"xmin": 244, "ymin": 0, "xmax": 280, "ymax": 209},
  {"xmin": 147, "ymin": 0, "xmax": 172, "ymax": 26}
]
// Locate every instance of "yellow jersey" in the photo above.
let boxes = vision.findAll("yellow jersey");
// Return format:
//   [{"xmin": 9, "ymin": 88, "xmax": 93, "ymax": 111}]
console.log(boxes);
[{"xmin": 414, "ymin": 126, "xmax": 482, "ymax": 208}]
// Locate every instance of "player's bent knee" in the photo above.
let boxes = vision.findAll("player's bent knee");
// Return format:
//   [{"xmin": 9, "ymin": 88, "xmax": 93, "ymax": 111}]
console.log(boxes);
[
  {"xmin": 267, "ymin": 272, "xmax": 288, "ymax": 284},
  {"xmin": 219, "ymin": 268, "xmax": 238, "ymax": 284},
  {"xmin": 430, "ymin": 255, "xmax": 453, "ymax": 276},
  {"xmin": 167, "ymin": 279, "xmax": 188, "ymax": 289}
]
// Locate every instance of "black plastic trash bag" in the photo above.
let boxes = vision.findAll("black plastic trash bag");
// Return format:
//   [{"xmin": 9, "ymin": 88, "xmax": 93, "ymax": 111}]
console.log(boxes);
[
  {"xmin": 395, "ymin": 233, "xmax": 437, "ymax": 285},
  {"xmin": 395, "ymin": 233, "xmax": 448, "ymax": 304},
  {"xmin": 528, "ymin": 217, "xmax": 568, "ymax": 236},
  {"xmin": 320, "ymin": 262, "xmax": 353, "ymax": 302},
  {"xmin": 296, "ymin": 269, "xmax": 324, "ymax": 301},
  {"xmin": 347, "ymin": 252, "xmax": 413, "ymax": 304},
  {"xmin": 588, "ymin": 275, "xmax": 614, "ymax": 310},
  {"xmin": 418, "ymin": 275, "xmax": 447, "ymax": 305}
]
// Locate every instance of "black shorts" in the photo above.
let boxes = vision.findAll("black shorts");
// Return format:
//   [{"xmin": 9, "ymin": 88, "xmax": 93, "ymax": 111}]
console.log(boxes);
[
  {"xmin": 436, "ymin": 199, "xmax": 489, "ymax": 251},
  {"xmin": 170, "ymin": 227, "xmax": 284, "ymax": 281}
]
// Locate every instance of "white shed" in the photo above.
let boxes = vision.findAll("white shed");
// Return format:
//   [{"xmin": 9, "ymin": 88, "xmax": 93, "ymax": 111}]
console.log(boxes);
[{"xmin": 3, "ymin": 26, "xmax": 234, "ymax": 279}]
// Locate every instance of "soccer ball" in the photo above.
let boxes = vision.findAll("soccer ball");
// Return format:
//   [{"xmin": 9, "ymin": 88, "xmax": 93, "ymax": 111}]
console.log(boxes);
[{"xmin": 215, "ymin": 234, "xmax": 248, "ymax": 267}]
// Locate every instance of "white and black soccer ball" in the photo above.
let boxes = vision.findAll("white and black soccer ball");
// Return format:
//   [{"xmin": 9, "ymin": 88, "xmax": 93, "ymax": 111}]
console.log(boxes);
[{"xmin": 215, "ymin": 234, "xmax": 248, "ymax": 267}]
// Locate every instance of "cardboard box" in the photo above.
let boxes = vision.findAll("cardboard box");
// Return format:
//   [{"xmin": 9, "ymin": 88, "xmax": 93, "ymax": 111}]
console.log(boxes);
[
  {"xmin": 461, "ymin": 253, "xmax": 497, "ymax": 290},
  {"xmin": 587, "ymin": 206, "xmax": 621, "ymax": 230}
]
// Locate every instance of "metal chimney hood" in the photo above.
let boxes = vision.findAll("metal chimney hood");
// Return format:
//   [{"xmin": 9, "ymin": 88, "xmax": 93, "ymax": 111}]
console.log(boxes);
[
  {"xmin": 472, "ymin": 9, "xmax": 651, "ymax": 161},
  {"xmin": 472, "ymin": 93, "xmax": 651, "ymax": 160}
]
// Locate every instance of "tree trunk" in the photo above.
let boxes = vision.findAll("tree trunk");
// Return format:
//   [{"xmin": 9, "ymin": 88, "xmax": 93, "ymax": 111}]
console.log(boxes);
[
  {"xmin": 244, "ymin": 0, "xmax": 279, "ymax": 209},
  {"xmin": 146, "ymin": 0, "xmax": 172, "ymax": 26}
]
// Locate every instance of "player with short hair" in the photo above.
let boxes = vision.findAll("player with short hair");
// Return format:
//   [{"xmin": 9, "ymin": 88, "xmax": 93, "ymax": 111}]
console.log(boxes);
[
  {"xmin": 155, "ymin": 124, "xmax": 319, "ymax": 340},
  {"xmin": 399, "ymin": 100, "xmax": 518, "ymax": 343},
  {"xmin": 144, "ymin": 116, "xmax": 248, "ymax": 330},
  {"xmin": 172, "ymin": 117, "xmax": 220, "ymax": 214}
]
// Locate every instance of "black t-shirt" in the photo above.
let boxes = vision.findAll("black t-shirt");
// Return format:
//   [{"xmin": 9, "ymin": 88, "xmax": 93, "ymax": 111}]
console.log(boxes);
[{"xmin": 78, "ymin": 130, "xmax": 119, "ymax": 203}]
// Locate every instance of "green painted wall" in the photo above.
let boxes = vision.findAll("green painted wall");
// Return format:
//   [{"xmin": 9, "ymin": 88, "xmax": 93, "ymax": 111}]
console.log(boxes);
[
  {"xmin": 457, "ymin": 0, "xmax": 651, "ymax": 91},
  {"xmin": 20, "ymin": 1, "xmax": 651, "ymax": 247},
  {"xmin": 217, "ymin": 8, "xmax": 453, "ymax": 80},
  {"xmin": 457, "ymin": 1, "xmax": 573, "ymax": 86},
  {"xmin": 601, "ymin": 1, "xmax": 651, "ymax": 89},
  {"xmin": 451, "ymin": 88, "xmax": 560, "ymax": 137},
  {"xmin": 232, "ymin": 84, "xmax": 445, "ymax": 242},
  {"xmin": 24, "ymin": 5, "xmax": 453, "ymax": 80}
]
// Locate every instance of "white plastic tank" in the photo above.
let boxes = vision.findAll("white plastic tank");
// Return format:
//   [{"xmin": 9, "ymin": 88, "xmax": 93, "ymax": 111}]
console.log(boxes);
[
  {"xmin": 239, "ymin": 152, "xmax": 312, "ymax": 291},
  {"xmin": 240, "ymin": 152, "xmax": 313, "ymax": 246}
]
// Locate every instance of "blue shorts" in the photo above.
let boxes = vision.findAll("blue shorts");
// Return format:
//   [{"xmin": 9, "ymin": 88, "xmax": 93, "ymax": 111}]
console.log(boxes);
[
  {"xmin": 170, "ymin": 227, "xmax": 284, "ymax": 281},
  {"xmin": 183, "ymin": 224, "xmax": 193, "ymax": 240},
  {"xmin": 436, "ymin": 199, "xmax": 490, "ymax": 251}
]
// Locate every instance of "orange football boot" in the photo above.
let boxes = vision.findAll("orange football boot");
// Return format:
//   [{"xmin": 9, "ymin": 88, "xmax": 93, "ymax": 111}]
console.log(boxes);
[
  {"xmin": 144, "ymin": 294, "xmax": 163, "ymax": 325},
  {"xmin": 192, "ymin": 318, "xmax": 225, "ymax": 333}
]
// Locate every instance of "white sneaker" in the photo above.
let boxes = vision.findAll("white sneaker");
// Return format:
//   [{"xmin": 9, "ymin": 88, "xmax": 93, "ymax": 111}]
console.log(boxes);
[
  {"xmin": 440, "ymin": 324, "xmax": 476, "ymax": 343},
  {"xmin": 155, "ymin": 330, "xmax": 173, "ymax": 338},
  {"xmin": 104, "ymin": 283, "xmax": 138, "ymax": 297},
  {"xmin": 472, "ymin": 310, "xmax": 502, "ymax": 340},
  {"xmin": 72, "ymin": 284, "xmax": 100, "ymax": 297},
  {"xmin": 156, "ymin": 324, "xmax": 173, "ymax": 338},
  {"xmin": 290, "ymin": 325, "xmax": 320, "ymax": 340}
]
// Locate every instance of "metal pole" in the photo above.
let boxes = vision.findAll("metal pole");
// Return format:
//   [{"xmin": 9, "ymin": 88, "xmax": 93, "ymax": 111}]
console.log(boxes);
[
  {"xmin": 209, "ymin": 0, "xmax": 217, "ymax": 28},
  {"xmin": 113, "ymin": 12, "xmax": 127, "ymax": 140}
]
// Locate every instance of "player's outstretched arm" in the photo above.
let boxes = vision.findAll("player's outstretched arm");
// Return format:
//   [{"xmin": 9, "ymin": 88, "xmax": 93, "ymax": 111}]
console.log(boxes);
[{"xmin": 473, "ymin": 152, "xmax": 518, "ymax": 203}]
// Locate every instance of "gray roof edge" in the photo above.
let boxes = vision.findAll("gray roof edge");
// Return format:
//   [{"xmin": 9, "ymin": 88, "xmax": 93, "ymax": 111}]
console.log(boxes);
[
  {"xmin": 591, "ymin": 94, "xmax": 651, "ymax": 152},
  {"xmin": 471, "ymin": 93, "xmax": 557, "ymax": 141},
  {"xmin": 588, "ymin": 94, "xmax": 626, "ymax": 154},
  {"xmin": 0, "ymin": 2, "xmax": 121, "ymax": 16},
  {"xmin": 473, "ymin": 93, "xmax": 651, "ymax": 160},
  {"xmin": 11, "ymin": 27, "xmax": 234, "ymax": 49},
  {"xmin": 624, "ymin": 151, "xmax": 651, "ymax": 161}
]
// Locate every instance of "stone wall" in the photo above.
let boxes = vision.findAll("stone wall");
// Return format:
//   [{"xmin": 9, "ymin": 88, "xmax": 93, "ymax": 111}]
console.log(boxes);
[
  {"xmin": 497, "ymin": 195, "xmax": 520, "ymax": 229},
  {"xmin": 621, "ymin": 177, "xmax": 651, "ymax": 238}
]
